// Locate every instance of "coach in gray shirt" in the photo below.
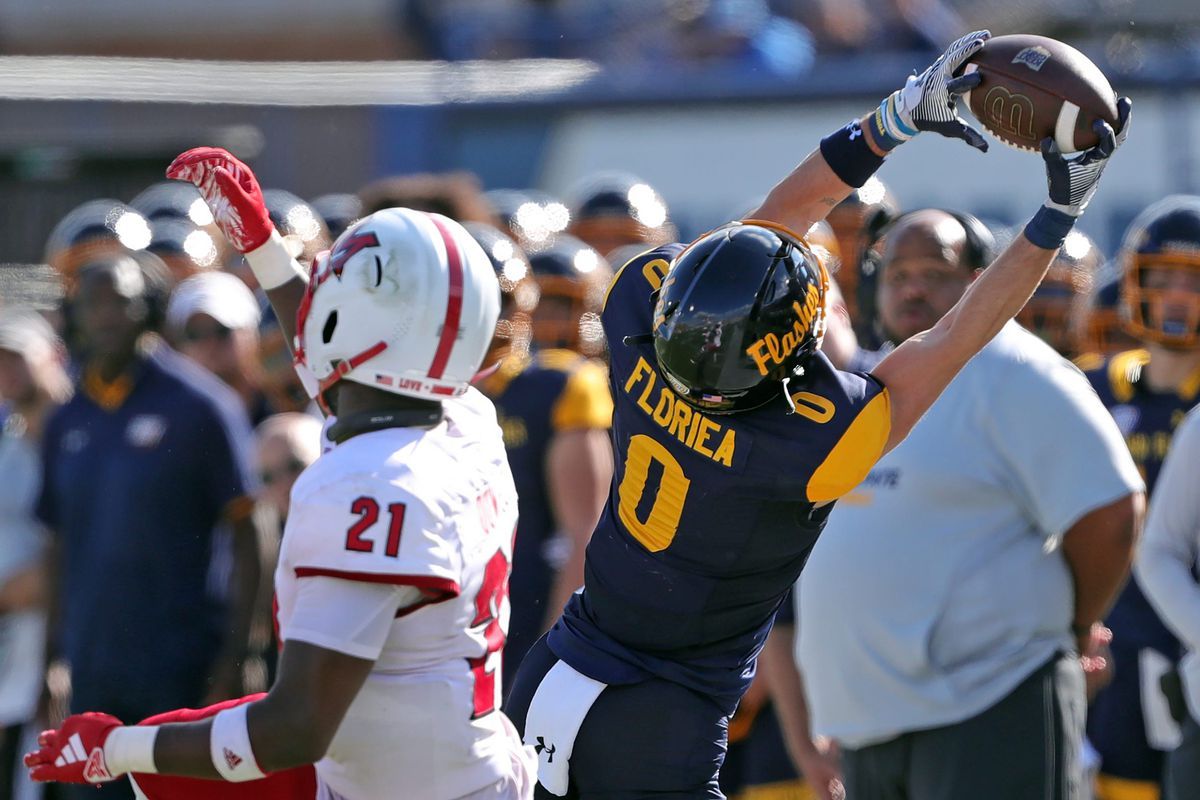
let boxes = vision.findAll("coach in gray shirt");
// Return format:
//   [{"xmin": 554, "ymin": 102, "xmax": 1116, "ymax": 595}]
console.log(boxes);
[
  {"xmin": 792, "ymin": 210, "xmax": 1145, "ymax": 800},
  {"xmin": 1136, "ymin": 405, "xmax": 1200, "ymax": 800}
]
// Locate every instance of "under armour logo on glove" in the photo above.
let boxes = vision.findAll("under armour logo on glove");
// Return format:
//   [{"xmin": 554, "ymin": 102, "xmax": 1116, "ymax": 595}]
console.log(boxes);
[{"xmin": 534, "ymin": 736, "xmax": 557, "ymax": 763}]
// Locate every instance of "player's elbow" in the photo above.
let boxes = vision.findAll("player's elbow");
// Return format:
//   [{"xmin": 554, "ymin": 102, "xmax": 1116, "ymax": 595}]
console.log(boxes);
[{"xmin": 248, "ymin": 696, "xmax": 337, "ymax": 771}]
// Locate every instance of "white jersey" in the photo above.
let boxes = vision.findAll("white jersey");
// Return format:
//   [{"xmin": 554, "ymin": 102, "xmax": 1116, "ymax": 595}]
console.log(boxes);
[{"xmin": 276, "ymin": 388, "xmax": 526, "ymax": 800}]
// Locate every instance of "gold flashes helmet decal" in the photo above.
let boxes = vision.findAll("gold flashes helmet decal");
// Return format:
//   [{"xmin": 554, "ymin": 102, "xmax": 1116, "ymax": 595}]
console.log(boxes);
[{"xmin": 984, "ymin": 86, "xmax": 1036, "ymax": 141}]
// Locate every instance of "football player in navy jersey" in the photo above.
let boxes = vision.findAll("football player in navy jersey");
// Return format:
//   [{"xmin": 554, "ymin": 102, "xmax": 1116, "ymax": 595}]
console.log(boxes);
[
  {"xmin": 497, "ymin": 30, "xmax": 1133, "ymax": 798},
  {"xmin": 1081, "ymin": 196, "xmax": 1200, "ymax": 800}
]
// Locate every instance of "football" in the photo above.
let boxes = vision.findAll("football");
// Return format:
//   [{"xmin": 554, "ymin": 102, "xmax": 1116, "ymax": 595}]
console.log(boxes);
[{"xmin": 961, "ymin": 34, "xmax": 1119, "ymax": 153}]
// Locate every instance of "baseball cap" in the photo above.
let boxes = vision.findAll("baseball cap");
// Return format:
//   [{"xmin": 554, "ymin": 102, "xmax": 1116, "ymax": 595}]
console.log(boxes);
[
  {"xmin": 0, "ymin": 307, "xmax": 60, "ymax": 363},
  {"xmin": 166, "ymin": 271, "xmax": 262, "ymax": 334}
]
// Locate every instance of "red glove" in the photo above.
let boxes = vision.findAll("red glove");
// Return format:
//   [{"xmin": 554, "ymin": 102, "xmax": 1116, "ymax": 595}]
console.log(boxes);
[
  {"xmin": 166, "ymin": 147, "xmax": 274, "ymax": 253},
  {"xmin": 25, "ymin": 712, "xmax": 123, "ymax": 784}
]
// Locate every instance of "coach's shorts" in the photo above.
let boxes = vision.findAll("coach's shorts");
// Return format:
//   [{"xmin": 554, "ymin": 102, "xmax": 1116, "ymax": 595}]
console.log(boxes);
[{"xmin": 505, "ymin": 635, "xmax": 728, "ymax": 800}]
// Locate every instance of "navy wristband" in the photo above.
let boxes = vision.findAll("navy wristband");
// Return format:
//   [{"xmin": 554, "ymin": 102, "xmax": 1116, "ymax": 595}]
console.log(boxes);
[
  {"xmin": 1023, "ymin": 206, "xmax": 1076, "ymax": 250},
  {"xmin": 819, "ymin": 120, "xmax": 886, "ymax": 188}
]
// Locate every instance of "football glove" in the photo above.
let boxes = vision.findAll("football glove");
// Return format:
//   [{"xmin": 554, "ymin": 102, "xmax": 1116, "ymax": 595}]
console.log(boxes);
[
  {"xmin": 874, "ymin": 30, "xmax": 990, "ymax": 152},
  {"xmin": 1042, "ymin": 97, "xmax": 1132, "ymax": 217},
  {"xmin": 25, "ymin": 712, "xmax": 123, "ymax": 784},
  {"xmin": 167, "ymin": 147, "xmax": 274, "ymax": 253}
]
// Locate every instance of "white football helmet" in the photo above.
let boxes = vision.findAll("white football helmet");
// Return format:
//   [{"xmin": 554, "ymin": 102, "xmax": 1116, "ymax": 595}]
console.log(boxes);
[{"xmin": 295, "ymin": 207, "xmax": 500, "ymax": 409}]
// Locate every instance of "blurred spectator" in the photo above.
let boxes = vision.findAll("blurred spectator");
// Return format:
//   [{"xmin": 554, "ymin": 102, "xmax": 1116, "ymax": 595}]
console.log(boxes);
[
  {"xmin": 487, "ymin": 189, "xmax": 570, "ymax": 250},
  {"xmin": 0, "ymin": 309, "xmax": 69, "ymax": 799},
  {"xmin": 257, "ymin": 307, "xmax": 318, "ymax": 417},
  {"xmin": 165, "ymin": 271, "xmax": 272, "ymax": 425},
  {"xmin": 824, "ymin": 177, "xmax": 899, "ymax": 336},
  {"xmin": 1135, "ymin": 405, "xmax": 1200, "ymax": 800},
  {"xmin": 793, "ymin": 0, "xmax": 965, "ymax": 53},
  {"xmin": 247, "ymin": 412, "xmax": 323, "ymax": 689},
  {"xmin": 566, "ymin": 172, "xmax": 676, "ymax": 260},
  {"xmin": 37, "ymin": 253, "xmax": 261, "ymax": 800},
  {"xmin": 308, "ymin": 193, "xmax": 362, "ymax": 241},
  {"xmin": 1017, "ymin": 231, "xmax": 1103, "ymax": 359},
  {"xmin": 1081, "ymin": 197, "xmax": 1200, "ymax": 800},
  {"xmin": 254, "ymin": 412, "xmax": 323, "ymax": 523},
  {"xmin": 665, "ymin": 0, "xmax": 814, "ymax": 77},
  {"xmin": 789, "ymin": 209, "xmax": 1144, "ymax": 800},
  {"xmin": 358, "ymin": 171, "xmax": 498, "ymax": 225}
]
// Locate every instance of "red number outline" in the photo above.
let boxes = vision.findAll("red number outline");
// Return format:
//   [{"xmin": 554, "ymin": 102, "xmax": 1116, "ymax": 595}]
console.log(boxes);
[{"xmin": 466, "ymin": 549, "xmax": 510, "ymax": 718}]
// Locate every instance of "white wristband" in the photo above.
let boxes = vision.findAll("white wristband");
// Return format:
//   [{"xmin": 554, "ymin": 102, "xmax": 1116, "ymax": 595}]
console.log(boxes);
[
  {"xmin": 210, "ymin": 705, "xmax": 267, "ymax": 782},
  {"xmin": 244, "ymin": 230, "xmax": 307, "ymax": 290},
  {"xmin": 103, "ymin": 726, "xmax": 159, "ymax": 776}
]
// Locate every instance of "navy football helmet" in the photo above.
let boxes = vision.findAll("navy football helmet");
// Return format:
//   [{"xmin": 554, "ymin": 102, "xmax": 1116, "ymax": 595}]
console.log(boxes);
[
  {"xmin": 527, "ymin": 234, "xmax": 611, "ymax": 357},
  {"xmin": 653, "ymin": 220, "xmax": 828, "ymax": 415},
  {"xmin": 1119, "ymin": 195, "xmax": 1200, "ymax": 348}
]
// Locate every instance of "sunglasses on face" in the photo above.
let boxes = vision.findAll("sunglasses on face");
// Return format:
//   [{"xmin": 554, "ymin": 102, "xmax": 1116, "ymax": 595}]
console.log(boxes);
[
  {"xmin": 260, "ymin": 458, "xmax": 306, "ymax": 485},
  {"xmin": 183, "ymin": 322, "xmax": 233, "ymax": 343}
]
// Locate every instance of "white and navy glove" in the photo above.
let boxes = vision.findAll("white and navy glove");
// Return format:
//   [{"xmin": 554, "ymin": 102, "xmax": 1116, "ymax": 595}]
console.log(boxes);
[
  {"xmin": 1024, "ymin": 97, "xmax": 1131, "ymax": 249},
  {"xmin": 872, "ymin": 30, "xmax": 991, "ymax": 152},
  {"xmin": 1042, "ymin": 97, "xmax": 1132, "ymax": 216}
]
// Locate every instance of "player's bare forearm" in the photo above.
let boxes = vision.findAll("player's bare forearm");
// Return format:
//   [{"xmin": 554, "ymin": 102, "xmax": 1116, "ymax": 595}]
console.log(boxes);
[
  {"xmin": 1062, "ymin": 492, "xmax": 1143, "ymax": 641},
  {"xmin": 264, "ymin": 278, "xmax": 307, "ymax": 357},
  {"xmin": 745, "ymin": 117, "xmax": 875, "ymax": 235},
  {"xmin": 874, "ymin": 232, "xmax": 1058, "ymax": 452},
  {"xmin": 153, "ymin": 640, "xmax": 376, "ymax": 778},
  {"xmin": 760, "ymin": 622, "xmax": 818, "ymax": 771},
  {"xmin": 543, "ymin": 428, "xmax": 612, "ymax": 630}
]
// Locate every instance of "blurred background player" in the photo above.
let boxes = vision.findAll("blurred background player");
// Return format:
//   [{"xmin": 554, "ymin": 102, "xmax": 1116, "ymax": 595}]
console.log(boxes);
[
  {"xmin": 144, "ymin": 218, "xmax": 223, "ymax": 285},
  {"xmin": 36, "ymin": 251, "xmax": 262, "ymax": 800},
  {"xmin": 0, "ymin": 309, "xmax": 70, "ymax": 800},
  {"xmin": 467, "ymin": 222, "xmax": 614, "ymax": 695},
  {"xmin": 43, "ymin": 200, "xmax": 154, "ymax": 293},
  {"xmin": 308, "ymin": 193, "xmax": 362, "ymax": 242},
  {"xmin": 1073, "ymin": 274, "xmax": 1145, "ymax": 363},
  {"xmin": 1083, "ymin": 195, "xmax": 1200, "ymax": 800},
  {"xmin": 487, "ymin": 189, "xmax": 571, "ymax": 252},
  {"xmin": 358, "ymin": 171, "xmax": 498, "ymax": 225},
  {"xmin": 165, "ymin": 271, "xmax": 273, "ymax": 424},
  {"xmin": 526, "ymin": 234, "xmax": 612, "ymax": 359},
  {"xmin": 1016, "ymin": 230, "xmax": 1103, "ymax": 359},
  {"xmin": 565, "ymin": 172, "xmax": 676, "ymax": 261}
]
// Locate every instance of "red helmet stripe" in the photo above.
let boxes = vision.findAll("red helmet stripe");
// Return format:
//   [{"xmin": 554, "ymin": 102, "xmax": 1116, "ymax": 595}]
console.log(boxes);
[{"xmin": 426, "ymin": 215, "xmax": 465, "ymax": 380}]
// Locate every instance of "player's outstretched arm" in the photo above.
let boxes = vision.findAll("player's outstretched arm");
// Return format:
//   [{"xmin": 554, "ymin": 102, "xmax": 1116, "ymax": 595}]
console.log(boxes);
[
  {"xmin": 166, "ymin": 148, "xmax": 309, "ymax": 355},
  {"xmin": 748, "ymin": 30, "xmax": 989, "ymax": 234},
  {"xmin": 873, "ymin": 98, "xmax": 1132, "ymax": 454},
  {"xmin": 25, "ymin": 640, "xmax": 376, "ymax": 784}
]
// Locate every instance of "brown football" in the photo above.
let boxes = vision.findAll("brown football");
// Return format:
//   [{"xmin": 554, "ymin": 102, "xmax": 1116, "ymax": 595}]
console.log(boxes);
[{"xmin": 961, "ymin": 34, "xmax": 1119, "ymax": 153}]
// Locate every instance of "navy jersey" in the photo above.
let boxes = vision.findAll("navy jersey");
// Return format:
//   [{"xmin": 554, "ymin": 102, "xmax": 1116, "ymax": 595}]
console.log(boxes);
[
  {"xmin": 1083, "ymin": 348, "xmax": 1199, "ymax": 782},
  {"xmin": 547, "ymin": 244, "xmax": 891, "ymax": 714},
  {"xmin": 480, "ymin": 348, "xmax": 613, "ymax": 692}
]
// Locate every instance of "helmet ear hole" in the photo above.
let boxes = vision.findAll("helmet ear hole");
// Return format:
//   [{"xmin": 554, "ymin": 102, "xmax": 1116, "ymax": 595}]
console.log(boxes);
[{"xmin": 322, "ymin": 310, "xmax": 339, "ymax": 344}]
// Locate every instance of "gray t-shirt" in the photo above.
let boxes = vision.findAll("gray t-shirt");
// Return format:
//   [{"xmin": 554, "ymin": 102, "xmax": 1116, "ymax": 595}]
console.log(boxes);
[
  {"xmin": 1135, "ymin": 404, "xmax": 1200, "ymax": 722},
  {"xmin": 798, "ymin": 323, "xmax": 1143, "ymax": 748}
]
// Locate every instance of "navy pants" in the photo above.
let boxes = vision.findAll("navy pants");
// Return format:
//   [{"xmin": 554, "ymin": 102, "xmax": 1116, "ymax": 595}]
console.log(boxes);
[{"xmin": 505, "ymin": 635, "xmax": 729, "ymax": 799}]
